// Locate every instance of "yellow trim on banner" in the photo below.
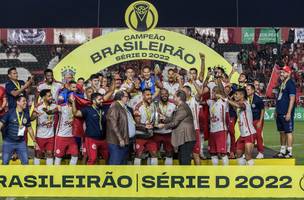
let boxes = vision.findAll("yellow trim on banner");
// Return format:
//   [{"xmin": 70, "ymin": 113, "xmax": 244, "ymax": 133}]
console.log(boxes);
[
  {"xmin": 53, "ymin": 29, "xmax": 239, "ymax": 83},
  {"xmin": 0, "ymin": 166, "xmax": 303, "ymax": 197}
]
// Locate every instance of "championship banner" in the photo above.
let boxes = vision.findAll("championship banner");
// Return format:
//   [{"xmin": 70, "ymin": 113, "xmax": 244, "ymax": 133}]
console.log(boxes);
[
  {"xmin": 53, "ymin": 1, "xmax": 238, "ymax": 83},
  {"xmin": 0, "ymin": 166, "xmax": 304, "ymax": 198}
]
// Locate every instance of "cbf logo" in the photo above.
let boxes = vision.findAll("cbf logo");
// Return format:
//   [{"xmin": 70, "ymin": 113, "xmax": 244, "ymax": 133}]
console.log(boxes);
[{"xmin": 125, "ymin": 1, "xmax": 158, "ymax": 32}]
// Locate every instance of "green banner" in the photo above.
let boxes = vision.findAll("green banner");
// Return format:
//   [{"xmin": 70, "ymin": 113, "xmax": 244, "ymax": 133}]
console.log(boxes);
[
  {"xmin": 264, "ymin": 107, "xmax": 304, "ymax": 121},
  {"xmin": 242, "ymin": 28, "xmax": 281, "ymax": 44}
]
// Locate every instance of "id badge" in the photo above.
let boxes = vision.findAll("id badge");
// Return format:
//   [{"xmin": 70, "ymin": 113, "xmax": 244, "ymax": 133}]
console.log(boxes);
[
  {"xmin": 278, "ymin": 93, "xmax": 282, "ymax": 100},
  {"xmin": 18, "ymin": 126, "xmax": 26, "ymax": 136}
]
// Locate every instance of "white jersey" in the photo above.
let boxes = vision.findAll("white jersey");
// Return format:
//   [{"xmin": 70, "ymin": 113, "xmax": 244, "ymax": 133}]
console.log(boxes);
[
  {"xmin": 56, "ymin": 104, "xmax": 73, "ymax": 137},
  {"xmin": 120, "ymin": 80, "xmax": 133, "ymax": 91},
  {"xmin": 163, "ymin": 82, "xmax": 179, "ymax": 100},
  {"xmin": 135, "ymin": 102, "xmax": 156, "ymax": 125},
  {"xmin": 128, "ymin": 92, "xmax": 142, "ymax": 110},
  {"xmin": 135, "ymin": 101, "xmax": 157, "ymax": 136},
  {"xmin": 207, "ymin": 99, "xmax": 228, "ymax": 133},
  {"xmin": 35, "ymin": 103, "xmax": 57, "ymax": 138},
  {"xmin": 207, "ymin": 81, "xmax": 217, "ymax": 99},
  {"xmin": 37, "ymin": 81, "xmax": 62, "ymax": 103},
  {"xmin": 98, "ymin": 88, "xmax": 106, "ymax": 95},
  {"xmin": 238, "ymin": 101, "xmax": 256, "ymax": 137},
  {"xmin": 186, "ymin": 96, "xmax": 200, "ymax": 130},
  {"xmin": 184, "ymin": 80, "xmax": 203, "ymax": 96},
  {"xmin": 154, "ymin": 102, "xmax": 176, "ymax": 134}
]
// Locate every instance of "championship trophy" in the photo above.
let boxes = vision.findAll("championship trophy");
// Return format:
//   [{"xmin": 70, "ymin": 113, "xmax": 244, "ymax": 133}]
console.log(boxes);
[{"xmin": 133, "ymin": 3, "xmax": 150, "ymax": 31}]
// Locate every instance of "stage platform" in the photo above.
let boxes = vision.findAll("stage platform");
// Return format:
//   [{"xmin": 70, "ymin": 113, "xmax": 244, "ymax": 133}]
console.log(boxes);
[
  {"xmin": 0, "ymin": 146, "xmax": 296, "ymax": 165},
  {"xmin": 3, "ymin": 158, "xmax": 295, "ymax": 165}
]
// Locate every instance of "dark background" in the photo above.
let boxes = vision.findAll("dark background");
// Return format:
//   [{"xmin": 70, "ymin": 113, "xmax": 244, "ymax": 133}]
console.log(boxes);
[{"xmin": 0, "ymin": 0, "xmax": 303, "ymax": 28}]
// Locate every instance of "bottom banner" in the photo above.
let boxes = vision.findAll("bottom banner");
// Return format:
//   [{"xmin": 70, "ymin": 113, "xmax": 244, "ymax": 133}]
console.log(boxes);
[{"xmin": 0, "ymin": 166, "xmax": 303, "ymax": 197}]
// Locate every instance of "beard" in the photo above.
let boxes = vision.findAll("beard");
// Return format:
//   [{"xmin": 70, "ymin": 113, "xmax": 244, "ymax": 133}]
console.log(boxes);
[
  {"xmin": 161, "ymin": 97, "xmax": 168, "ymax": 103},
  {"xmin": 96, "ymin": 103, "xmax": 103, "ymax": 108}
]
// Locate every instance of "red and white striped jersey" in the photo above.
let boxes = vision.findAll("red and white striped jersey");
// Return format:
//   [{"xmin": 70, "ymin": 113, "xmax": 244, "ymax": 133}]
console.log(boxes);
[
  {"xmin": 207, "ymin": 99, "xmax": 228, "ymax": 133},
  {"xmin": 35, "ymin": 103, "xmax": 57, "ymax": 138},
  {"xmin": 56, "ymin": 104, "xmax": 73, "ymax": 137},
  {"xmin": 186, "ymin": 96, "xmax": 200, "ymax": 130},
  {"xmin": 238, "ymin": 101, "xmax": 256, "ymax": 137}
]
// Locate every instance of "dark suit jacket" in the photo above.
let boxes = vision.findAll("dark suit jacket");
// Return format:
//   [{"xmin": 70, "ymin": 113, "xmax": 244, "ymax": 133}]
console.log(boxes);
[{"xmin": 164, "ymin": 102, "xmax": 196, "ymax": 147}]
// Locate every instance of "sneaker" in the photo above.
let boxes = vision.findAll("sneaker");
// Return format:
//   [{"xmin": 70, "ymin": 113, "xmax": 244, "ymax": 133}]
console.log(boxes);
[
  {"xmin": 284, "ymin": 150, "xmax": 293, "ymax": 158},
  {"xmin": 256, "ymin": 152, "xmax": 264, "ymax": 159},
  {"xmin": 273, "ymin": 152, "xmax": 285, "ymax": 158},
  {"xmin": 285, "ymin": 153, "xmax": 293, "ymax": 158}
]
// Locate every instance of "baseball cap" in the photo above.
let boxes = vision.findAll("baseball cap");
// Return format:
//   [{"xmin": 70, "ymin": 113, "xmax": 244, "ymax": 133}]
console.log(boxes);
[{"xmin": 282, "ymin": 66, "xmax": 292, "ymax": 73}]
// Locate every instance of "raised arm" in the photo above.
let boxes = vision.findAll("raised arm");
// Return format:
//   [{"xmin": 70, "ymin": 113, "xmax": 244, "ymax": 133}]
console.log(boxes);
[
  {"xmin": 70, "ymin": 95, "xmax": 83, "ymax": 117},
  {"xmin": 103, "ymin": 80, "xmax": 115, "ymax": 102},
  {"xmin": 198, "ymin": 53, "xmax": 205, "ymax": 82},
  {"xmin": 9, "ymin": 79, "xmax": 32, "ymax": 97},
  {"xmin": 217, "ymin": 94, "xmax": 245, "ymax": 110},
  {"xmin": 215, "ymin": 78, "xmax": 226, "ymax": 97},
  {"xmin": 228, "ymin": 67, "xmax": 237, "ymax": 81}
]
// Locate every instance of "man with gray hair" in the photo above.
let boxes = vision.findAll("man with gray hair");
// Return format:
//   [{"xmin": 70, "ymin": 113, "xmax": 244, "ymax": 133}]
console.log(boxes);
[{"xmin": 106, "ymin": 90, "xmax": 136, "ymax": 165}]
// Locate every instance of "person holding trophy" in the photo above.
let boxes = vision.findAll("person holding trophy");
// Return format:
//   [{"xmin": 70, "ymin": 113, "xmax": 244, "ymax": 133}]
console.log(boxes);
[
  {"xmin": 133, "ymin": 89, "xmax": 158, "ymax": 165},
  {"xmin": 153, "ymin": 88, "xmax": 176, "ymax": 165}
]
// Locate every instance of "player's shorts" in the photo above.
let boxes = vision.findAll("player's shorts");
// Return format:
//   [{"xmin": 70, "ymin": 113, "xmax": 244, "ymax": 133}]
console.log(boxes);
[
  {"xmin": 35, "ymin": 137, "xmax": 54, "ymax": 153},
  {"xmin": 208, "ymin": 131, "xmax": 227, "ymax": 154},
  {"xmin": 276, "ymin": 114, "xmax": 294, "ymax": 133},
  {"xmin": 236, "ymin": 134, "xmax": 256, "ymax": 151},
  {"xmin": 55, "ymin": 136, "xmax": 78, "ymax": 158},
  {"xmin": 199, "ymin": 106, "xmax": 210, "ymax": 140},
  {"xmin": 228, "ymin": 116, "xmax": 236, "ymax": 136},
  {"xmin": 192, "ymin": 129, "xmax": 201, "ymax": 154},
  {"xmin": 135, "ymin": 138, "xmax": 157, "ymax": 156},
  {"xmin": 85, "ymin": 137, "xmax": 109, "ymax": 163},
  {"xmin": 151, "ymin": 133, "xmax": 173, "ymax": 154}
]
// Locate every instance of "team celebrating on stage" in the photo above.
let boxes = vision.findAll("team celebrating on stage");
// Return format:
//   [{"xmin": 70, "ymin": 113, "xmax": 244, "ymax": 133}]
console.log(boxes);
[{"xmin": 0, "ymin": 53, "xmax": 296, "ymax": 166}]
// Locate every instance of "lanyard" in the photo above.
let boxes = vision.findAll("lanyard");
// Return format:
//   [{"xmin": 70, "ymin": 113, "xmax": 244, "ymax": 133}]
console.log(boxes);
[
  {"xmin": 16, "ymin": 109, "xmax": 24, "ymax": 128},
  {"xmin": 211, "ymin": 101, "xmax": 217, "ymax": 114},
  {"xmin": 144, "ymin": 103, "xmax": 152, "ymax": 122},
  {"xmin": 12, "ymin": 80, "xmax": 21, "ymax": 90},
  {"xmin": 279, "ymin": 78, "xmax": 289, "ymax": 96},
  {"xmin": 249, "ymin": 96, "xmax": 253, "ymax": 105},
  {"xmin": 92, "ymin": 106, "xmax": 102, "ymax": 130},
  {"xmin": 159, "ymin": 103, "xmax": 168, "ymax": 115}
]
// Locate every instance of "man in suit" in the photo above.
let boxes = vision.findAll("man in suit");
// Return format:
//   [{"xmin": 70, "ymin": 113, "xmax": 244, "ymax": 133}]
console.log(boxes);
[
  {"xmin": 158, "ymin": 90, "xmax": 196, "ymax": 165},
  {"xmin": 106, "ymin": 90, "xmax": 136, "ymax": 165}
]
